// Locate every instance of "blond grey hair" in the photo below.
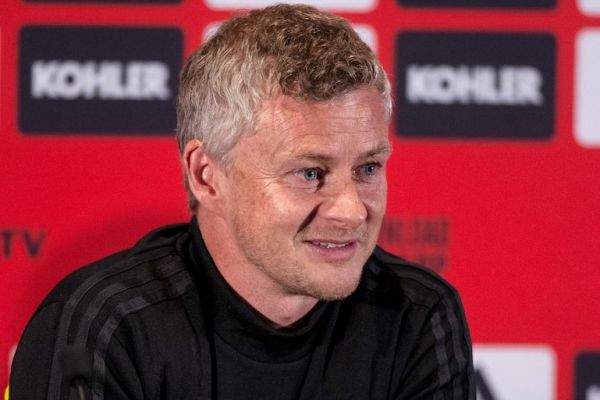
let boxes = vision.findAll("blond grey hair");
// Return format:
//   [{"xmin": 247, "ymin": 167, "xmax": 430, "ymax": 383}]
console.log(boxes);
[{"xmin": 176, "ymin": 4, "xmax": 391, "ymax": 211}]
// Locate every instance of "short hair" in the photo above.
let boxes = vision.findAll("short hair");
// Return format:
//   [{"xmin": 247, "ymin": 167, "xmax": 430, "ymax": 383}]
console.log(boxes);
[{"xmin": 176, "ymin": 4, "xmax": 391, "ymax": 211}]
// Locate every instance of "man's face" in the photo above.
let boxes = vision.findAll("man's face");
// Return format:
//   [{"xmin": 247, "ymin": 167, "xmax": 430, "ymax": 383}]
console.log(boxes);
[{"xmin": 220, "ymin": 87, "xmax": 391, "ymax": 301}]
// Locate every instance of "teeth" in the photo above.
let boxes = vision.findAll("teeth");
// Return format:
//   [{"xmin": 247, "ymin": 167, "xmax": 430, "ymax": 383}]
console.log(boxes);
[{"xmin": 317, "ymin": 242, "xmax": 348, "ymax": 249}]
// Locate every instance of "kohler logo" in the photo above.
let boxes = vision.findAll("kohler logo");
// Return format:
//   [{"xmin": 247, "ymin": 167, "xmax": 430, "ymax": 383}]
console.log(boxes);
[
  {"xmin": 394, "ymin": 31, "xmax": 555, "ymax": 139},
  {"xmin": 31, "ymin": 60, "xmax": 171, "ymax": 100},
  {"xmin": 406, "ymin": 64, "xmax": 543, "ymax": 106},
  {"xmin": 19, "ymin": 26, "xmax": 182, "ymax": 134}
]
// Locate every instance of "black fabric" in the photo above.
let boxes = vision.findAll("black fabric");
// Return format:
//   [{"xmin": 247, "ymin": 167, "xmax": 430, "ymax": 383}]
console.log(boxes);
[
  {"xmin": 188, "ymin": 218, "xmax": 332, "ymax": 399},
  {"xmin": 10, "ymin": 220, "xmax": 474, "ymax": 399}
]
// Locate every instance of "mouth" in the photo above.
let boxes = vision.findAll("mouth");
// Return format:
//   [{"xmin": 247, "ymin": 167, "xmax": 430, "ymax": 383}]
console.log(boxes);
[
  {"xmin": 305, "ymin": 239, "xmax": 359, "ymax": 262},
  {"xmin": 312, "ymin": 241, "xmax": 354, "ymax": 249}
]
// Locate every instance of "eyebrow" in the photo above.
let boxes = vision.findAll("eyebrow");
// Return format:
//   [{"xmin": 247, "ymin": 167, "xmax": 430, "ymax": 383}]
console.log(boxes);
[
  {"xmin": 291, "ymin": 143, "xmax": 393, "ymax": 163},
  {"xmin": 365, "ymin": 143, "xmax": 393, "ymax": 158}
]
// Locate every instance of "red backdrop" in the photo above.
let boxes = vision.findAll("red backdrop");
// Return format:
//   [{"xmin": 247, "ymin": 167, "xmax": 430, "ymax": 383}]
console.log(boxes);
[{"xmin": 2, "ymin": 1, "xmax": 599, "ymax": 399}]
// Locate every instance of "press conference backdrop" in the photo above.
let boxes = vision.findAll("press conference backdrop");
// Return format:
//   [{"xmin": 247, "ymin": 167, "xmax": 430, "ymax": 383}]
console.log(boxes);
[{"xmin": 1, "ymin": 0, "xmax": 599, "ymax": 398}]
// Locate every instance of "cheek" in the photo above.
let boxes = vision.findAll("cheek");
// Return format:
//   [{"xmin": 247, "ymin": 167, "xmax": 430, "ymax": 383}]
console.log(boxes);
[
  {"xmin": 263, "ymin": 186, "xmax": 325, "ymax": 227},
  {"xmin": 230, "ymin": 170, "xmax": 271, "ymax": 210},
  {"xmin": 360, "ymin": 179, "xmax": 388, "ymax": 215},
  {"xmin": 259, "ymin": 186, "xmax": 305, "ymax": 220}
]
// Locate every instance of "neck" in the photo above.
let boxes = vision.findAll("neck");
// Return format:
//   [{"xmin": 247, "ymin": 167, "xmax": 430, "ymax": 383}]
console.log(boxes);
[{"xmin": 197, "ymin": 212, "xmax": 318, "ymax": 328}]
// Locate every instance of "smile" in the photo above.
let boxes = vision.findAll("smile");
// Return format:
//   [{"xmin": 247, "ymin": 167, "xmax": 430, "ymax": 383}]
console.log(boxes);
[
  {"xmin": 305, "ymin": 240, "xmax": 359, "ymax": 263},
  {"xmin": 314, "ymin": 242, "xmax": 351, "ymax": 249}
]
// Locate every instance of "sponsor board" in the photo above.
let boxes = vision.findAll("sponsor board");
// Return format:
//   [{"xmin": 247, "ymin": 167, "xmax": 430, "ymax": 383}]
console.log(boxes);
[
  {"xmin": 204, "ymin": 0, "xmax": 377, "ymax": 12},
  {"xmin": 473, "ymin": 345, "xmax": 556, "ymax": 400},
  {"xmin": 575, "ymin": 29, "xmax": 600, "ymax": 147},
  {"xmin": 578, "ymin": 0, "xmax": 600, "ymax": 15},
  {"xmin": 378, "ymin": 216, "xmax": 450, "ymax": 272},
  {"xmin": 575, "ymin": 352, "xmax": 600, "ymax": 400},
  {"xmin": 395, "ymin": 32, "xmax": 555, "ymax": 139},
  {"xmin": 19, "ymin": 26, "xmax": 182, "ymax": 134},
  {"xmin": 0, "ymin": 229, "xmax": 45, "ymax": 259},
  {"xmin": 398, "ymin": 0, "xmax": 555, "ymax": 8}
]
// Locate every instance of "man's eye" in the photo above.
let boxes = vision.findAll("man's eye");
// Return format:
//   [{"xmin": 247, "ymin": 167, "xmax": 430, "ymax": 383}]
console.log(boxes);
[
  {"xmin": 357, "ymin": 163, "xmax": 380, "ymax": 177},
  {"xmin": 302, "ymin": 168, "xmax": 321, "ymax": 181}
]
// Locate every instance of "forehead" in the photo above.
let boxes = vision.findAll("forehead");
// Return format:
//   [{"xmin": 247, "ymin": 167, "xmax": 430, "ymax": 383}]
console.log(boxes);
[{"xmin": 252, "ymin": 87, "xmax": 389, "ymax": 155}]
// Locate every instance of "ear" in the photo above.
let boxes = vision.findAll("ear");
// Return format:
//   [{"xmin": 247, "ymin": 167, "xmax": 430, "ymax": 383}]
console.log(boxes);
[{"xmin": 182, "ymin": 139, "xmax": 225, "ymax": 216}]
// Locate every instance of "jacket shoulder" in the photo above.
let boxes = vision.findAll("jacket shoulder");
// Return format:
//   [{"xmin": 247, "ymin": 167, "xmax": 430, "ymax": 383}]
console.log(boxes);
[
  {"xmin": 12, "ymin": 223, "xmax": 197, "ymax": 399},
  {"xmin": 43, "ymin": 223, "xmax": 191, "ymax": 304}
]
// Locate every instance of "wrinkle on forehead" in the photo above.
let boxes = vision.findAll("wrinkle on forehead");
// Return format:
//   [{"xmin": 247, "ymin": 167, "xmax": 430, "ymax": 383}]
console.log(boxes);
[{"xmin": 253, "ymin": 88, "xmax": 389, "ymax": 159}]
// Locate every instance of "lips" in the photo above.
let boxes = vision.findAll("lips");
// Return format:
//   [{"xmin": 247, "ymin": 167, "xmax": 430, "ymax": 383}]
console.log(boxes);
[
  {"xmin": 305, "ymin": 239, "xmax": 359, "ymax": 262},
  {"xmin": 313, "ymin": 241, "xmax": 352, "ymax": 249}
]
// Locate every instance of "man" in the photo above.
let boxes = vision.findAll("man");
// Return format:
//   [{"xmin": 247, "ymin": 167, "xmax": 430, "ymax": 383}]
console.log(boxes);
[{"xmin": 10, "ymin": 4, "xmax": 473, "ymax": 399}]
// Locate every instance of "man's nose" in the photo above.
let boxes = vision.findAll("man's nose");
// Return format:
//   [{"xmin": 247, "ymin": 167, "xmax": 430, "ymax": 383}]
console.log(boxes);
[{"xmin": 319, "ymin": 177, "xmax": 368, "ymax": 228}]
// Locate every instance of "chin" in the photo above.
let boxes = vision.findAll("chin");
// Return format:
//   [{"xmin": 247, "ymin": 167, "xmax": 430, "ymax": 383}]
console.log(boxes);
[
  {"xmin": 310, "ymin": 284, "xmax": 360, "ymax": 301},
  {"xmin": 305, "ymin": 270, "xmax": 363, "ymax": 301}
]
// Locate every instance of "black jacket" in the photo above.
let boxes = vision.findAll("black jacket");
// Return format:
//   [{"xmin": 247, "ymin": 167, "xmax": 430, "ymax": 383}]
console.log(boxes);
[{"xmin": 10, "ymin": 220, "xmax": 474, "ymax": 399}]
